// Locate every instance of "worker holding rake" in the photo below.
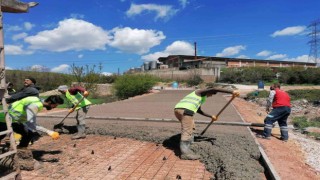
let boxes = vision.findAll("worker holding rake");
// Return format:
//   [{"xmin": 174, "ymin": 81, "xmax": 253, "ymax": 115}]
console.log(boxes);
[
  {"xmin": 174, "ymin": 87, "xmax": 239, "ymax": 160},
  {"xmin": 57, "ymin": 85, "xmax": 92, "ymax": 140}
]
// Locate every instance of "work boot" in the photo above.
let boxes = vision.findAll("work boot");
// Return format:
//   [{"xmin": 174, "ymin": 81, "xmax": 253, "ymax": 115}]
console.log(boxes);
[
  {"xmin": 71, "ymin": 125, "xmax": 86, "ymax": 140},
  {"xmin": 180, "ymin": 140, "xmax": 200, "ymax": 160}
]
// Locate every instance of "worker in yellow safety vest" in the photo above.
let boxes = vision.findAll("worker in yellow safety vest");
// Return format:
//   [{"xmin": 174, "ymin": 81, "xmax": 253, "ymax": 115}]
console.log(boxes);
[
  {"xmin": 174, "ymin": 87, "xmax": 239, "ymax": 160},
  {"xmin": 0, "ymin": 95, "xmax": 64, "ymax": 148},
  {"xmin": 57, "ymin": 85, "xmax": 92, "ymax": 140}
]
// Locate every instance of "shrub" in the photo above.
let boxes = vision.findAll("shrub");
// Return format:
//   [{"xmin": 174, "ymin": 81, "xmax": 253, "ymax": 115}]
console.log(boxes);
[
  {"xmin": 287, "ymin": 89, "xmax": 320, "ymax": 101},
  {"xmin": 246, "ymin": 90, "xmax": 269, "ymax": 100},
  {"xmin": 113, "ymin": 74, "xmax": 158, "ymax": 99},
  {"xmin": 186, "ymin": 75, "xmax": 203, "ymax": 87}
]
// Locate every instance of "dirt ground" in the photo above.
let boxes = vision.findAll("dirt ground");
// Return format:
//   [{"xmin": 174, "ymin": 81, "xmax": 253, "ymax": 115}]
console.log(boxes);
[{"xmin": 231, "ymin": 96, "xmax": 320, "ymax": 180}]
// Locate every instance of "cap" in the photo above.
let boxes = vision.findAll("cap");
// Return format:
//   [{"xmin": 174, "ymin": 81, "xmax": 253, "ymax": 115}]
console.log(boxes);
[
  {"xmin": 57, "ymin": 85, "xmax": 68, "ymax": 91},
  {"xmin": 26, "ymin": 77, "xmax": 36, "ymax": 84}
]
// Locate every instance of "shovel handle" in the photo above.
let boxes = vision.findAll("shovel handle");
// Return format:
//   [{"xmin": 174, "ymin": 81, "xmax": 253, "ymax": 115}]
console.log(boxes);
[
  {"xmin": 56, "ymin": 96, "xmax": 85, "ymax": 125},
  {"xmin": 200, "ymin": 95, "xmax": 236, "ymax": 136}
]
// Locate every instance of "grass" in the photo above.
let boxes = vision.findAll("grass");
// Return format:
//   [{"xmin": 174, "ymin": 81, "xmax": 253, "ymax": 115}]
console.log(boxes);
[{"xmin": 292, "ymin": 116, "xmax": 320, "ymax": 138}]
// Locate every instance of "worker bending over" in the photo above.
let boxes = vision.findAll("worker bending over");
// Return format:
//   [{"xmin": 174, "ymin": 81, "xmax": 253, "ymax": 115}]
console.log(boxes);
[
  {"xmin": 174, "ymin": 87, "xmax": 239, "ymax": 160},
  {"xmin": 57, "ymin": 85, "xmax": 91, "ymax": 140},
  {"xmin": 0, "ymin": 95, "xmax": 64, "ymax": 148}
]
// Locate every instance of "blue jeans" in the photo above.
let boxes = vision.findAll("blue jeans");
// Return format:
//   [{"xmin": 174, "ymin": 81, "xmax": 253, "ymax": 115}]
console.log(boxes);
[{"xmin": 263, "ymin": 106, "xmax": 291, "ymax": 140}]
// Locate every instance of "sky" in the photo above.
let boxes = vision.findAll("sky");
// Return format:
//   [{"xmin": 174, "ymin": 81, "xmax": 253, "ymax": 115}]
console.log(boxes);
[{"xmin": 2, "ymin": 0, "xmax": 320, "ymax": 74}]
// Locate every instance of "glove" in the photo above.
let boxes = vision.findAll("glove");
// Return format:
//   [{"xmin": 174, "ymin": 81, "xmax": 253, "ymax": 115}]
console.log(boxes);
[
  {"xmin": 48, "ymin": 131, "xmax": 60, "ymax": 140},
  {"xmin": 69, "ymin": 108, "xmax": 75, "ymax": 113},
  {"xmin": 211, "ymin": 115, "xmax": 217, "ymax": 122},
  {"xmin": 232, "ymin": 91, "xmax": 240, "ymax": 97},
  {"xmin": 83, "ymin": 91, "xmax": 89, "ymax": 97}
]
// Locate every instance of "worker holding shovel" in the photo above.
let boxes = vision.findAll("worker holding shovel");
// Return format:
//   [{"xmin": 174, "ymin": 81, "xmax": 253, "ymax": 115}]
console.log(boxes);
[
  {"xmin": 174, "ymin": 87, "xmax": 239, "ymax": 160},
  {"xmin": 57, "ymin": 85, "xmax": 92, "ymax": 140}
]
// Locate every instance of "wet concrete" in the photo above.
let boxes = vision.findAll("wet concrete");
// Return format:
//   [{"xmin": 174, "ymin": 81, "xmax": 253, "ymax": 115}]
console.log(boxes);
[{"xmin": 30, "ymin": 90, "xmax": 264, "ymax": 179}]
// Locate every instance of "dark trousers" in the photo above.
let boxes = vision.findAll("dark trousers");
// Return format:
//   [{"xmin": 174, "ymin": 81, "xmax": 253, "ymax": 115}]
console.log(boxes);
[
  {"xmin": 263, "ymin": 106, "xmax": 291, "ymax": 140},
  {"xmin": 0, "ymin": 122, "xmax": 34, "ymax": 147}
]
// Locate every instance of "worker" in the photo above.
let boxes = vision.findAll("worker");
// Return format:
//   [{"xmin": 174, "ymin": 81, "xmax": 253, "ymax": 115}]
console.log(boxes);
[
  {"xmin": 5, "ymin": 77, "xmax": 40, "ymax": 104},
  {"xmin": 174, "ymin": 87, "xmax": 239, "ymax": 160},
  {"xmin": 6, "ymin": 82, "xmax": 16, "ymax": 95},
  {"xmin": 257, "ymin": 83, "xmax": 291, "ymax": 142},
  {"xmin": 0, "ymin": 95, "xmax": 64, "ymax": 148},
  {"xmin": 57, "ymin": 85, "xmax": 91, "ymax": 140}
]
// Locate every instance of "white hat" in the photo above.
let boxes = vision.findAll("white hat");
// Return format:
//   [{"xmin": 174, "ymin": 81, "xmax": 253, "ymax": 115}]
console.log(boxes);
[{"xmin": 57, "ymin": 85, "xmax": 68, "ymax": 91}]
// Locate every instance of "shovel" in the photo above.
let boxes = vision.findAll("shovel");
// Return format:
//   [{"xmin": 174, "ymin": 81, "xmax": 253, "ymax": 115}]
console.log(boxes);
[
  {"xmin": 200, "ymin": 95, "xmax": 236, "ymax": 136},
  {"xmin": 53, "ymin": 96, "xmax": 85, "ymax": 130}
]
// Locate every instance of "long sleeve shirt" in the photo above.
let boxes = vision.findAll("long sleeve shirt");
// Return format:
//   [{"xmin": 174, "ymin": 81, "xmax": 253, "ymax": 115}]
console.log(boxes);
[
  {"xmin": 6, "ymin": 84, "xmax": 39, "ymax": 104},
  {"xmin": 266, "ymin": 90, "xmax": 276, "ymax": 109}
]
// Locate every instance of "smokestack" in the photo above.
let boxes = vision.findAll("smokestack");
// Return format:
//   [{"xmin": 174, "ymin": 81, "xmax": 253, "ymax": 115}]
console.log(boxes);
[{"xmin": 194, "ymin": 42, "xmax": 197, "ymax": 59}]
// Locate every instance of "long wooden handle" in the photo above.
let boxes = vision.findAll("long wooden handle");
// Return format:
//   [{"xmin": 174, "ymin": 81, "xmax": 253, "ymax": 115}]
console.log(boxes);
[
  {"xmin": 200, "ymin": 96, "xmax": 236, "ymax": 135},
  {"xmin": 56, "ymin": 96, "xmax": 85, "ymax": 125}
]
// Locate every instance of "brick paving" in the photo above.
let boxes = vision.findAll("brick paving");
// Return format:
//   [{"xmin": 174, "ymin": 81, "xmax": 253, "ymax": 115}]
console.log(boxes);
[{"xmin": 21, "ymin": 135, "xmax": 211, "ymax": 180}]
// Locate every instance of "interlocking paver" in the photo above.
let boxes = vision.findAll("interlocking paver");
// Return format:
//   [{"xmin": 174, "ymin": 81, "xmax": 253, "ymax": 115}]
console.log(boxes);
[{"xmin": 21, "ymin": 135, "xmax": 212, "ymax": 179}]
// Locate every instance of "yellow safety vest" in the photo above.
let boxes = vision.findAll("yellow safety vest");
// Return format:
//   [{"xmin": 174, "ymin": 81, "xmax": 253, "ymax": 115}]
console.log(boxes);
[
  {"xmin": 65, "ymin": 90, "xmax": 92, "ymax": 110},
  {"xmin": 175, "ymin": 91, "xmax": 206, "ymax": 113},
  {"xmin": 1, "ymin": 96, "xmax": 43, "ymax": 123}
]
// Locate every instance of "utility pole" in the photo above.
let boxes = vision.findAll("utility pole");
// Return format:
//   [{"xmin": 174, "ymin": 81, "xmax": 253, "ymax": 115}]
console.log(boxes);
[
  {"xmin": 307, "ymin": 19, "xmax": 320, "ymax": 67},
  {"xmin": 194, "ymin": 42, "xmax": 197, "ymax": 60},
  {"xmin": 0, "ymin": 1, "xmax": 38, "ymax": 179}
]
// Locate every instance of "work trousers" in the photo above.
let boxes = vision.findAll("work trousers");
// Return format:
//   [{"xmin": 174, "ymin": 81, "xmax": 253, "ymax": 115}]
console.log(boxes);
[
  {"xmin": 0, "ymin": 122, "xmax": 33, "ymax": 147},
  {"xmin": 76, "ymin": 106, "xmax": 90, "ymax": 126},
  {"xmin": 263, "ymin": 106, "xmax": 291, "ymax": 140},
  {"xmin": 174, "ymin": 109, "xmax": 195, "ymax": 141}
]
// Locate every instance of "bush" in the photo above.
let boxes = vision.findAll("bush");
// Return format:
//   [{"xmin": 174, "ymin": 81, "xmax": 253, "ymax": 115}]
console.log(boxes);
[
  {"xmin": 246, "ymin": 90, "xmax": 269, "ymax": 100},
  {"xmin": 186, "ymin": 75, "xmax": 203, "ymax": 87},
  {"xmin": 113, "ymin": 74, "xmax": 158, "ymax": 99},
  {"xmin": 287, "ymin": 89, "xmax": 320, "ymax": 101},
  {"xmin": 292, "ymin": 116, "xmax": 309, "ymax": 129}
]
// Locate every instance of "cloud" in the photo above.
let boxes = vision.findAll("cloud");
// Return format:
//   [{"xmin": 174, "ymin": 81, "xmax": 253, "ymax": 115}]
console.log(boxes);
[
  {"xmin": 271, "ymin": 26, "xmax": 306, "ymax": 37},
  {"xmin": 267, "ymin": 54, "xmax": 287, "ymax": 60},
  {"xmin": 142, "ymin": 40, "xmax": 194, "ymax": 61},
  {"xmin": 126, "ymin": 3, "xmax": 178, "ymax": 21},
  {"xmin": 179, "ymin": 0, "xmax": 189, "ymax": 8},
  {"xmin": 51, "ymin": 64, "xmax": 70, "ymax": 73},
  {"xmin": 30, "ymin": 65, "xmax": 50, "ymax": 72},
  {"xmin": 78, "ymin": 54, "xmax": 84, "ymax": 58},
  {"xmin": 109, "ymin": 27, "xmax": 165, "ymax": 54},
  {"xmin": 24, "ymin": 22, "xmax": 35, "ymax": 31},
  {"xmin": 24, "ymin": 18, "xmax": 111, "ymax": 52},
  {"xmin": 6, "ymin": 25, "xmax": 22, "ymax": 32},
  {"xmin": 216, "ymin": 45, "xmax": 246, "ymax": 57},
  {"xmin": 237, "ymin": 55, "xmax": 249, "ymax": 59},
  {"xmin": 5, "ymin": 45, "xmax": 34, "ymax": 55},
  {"xmin": 101, "ymin": 72, "xmax": 113, "ymax": 76},
  {"xmin": 284, "ymin": 55, "xmax": 309, "ymax": 62},
  {"xmin": 12, "ymin": 32, "xmax": 28, "ymax": 41},
  {"xmin": 256, "ymin": 50, "xmax": 272, "ymax": 57}
]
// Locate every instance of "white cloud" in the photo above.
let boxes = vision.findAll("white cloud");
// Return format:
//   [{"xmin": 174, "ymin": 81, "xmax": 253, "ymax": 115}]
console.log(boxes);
[
  {"xmin": 78, "ymin": 54, "xmax": 84, "ymax": 58},
  {"xmin": 51, "ymin": 64, "xmax": 70, "ymax": 73},
  {"xmin": 6, "ymin": 66, "xmax": 13, "ymax": 70},
  {"xmin": 101, "ymin": 72, "xmax": 113, "ymax": 76},
  {"xmin": 271, "ymin": 26, "xmax": 306, "ymax": 37},
  {"xmin": 12, "ymin": 32, "xmax": 28, "ymax": 41},
  {"xmin": 24, "ymin": 22, "xmax": 35, "ymax": 31},
  {"xmin": 30, "ymin": 65, "xmax": 50, "ymax": 72},
  {"xmin": 142, "ymin": 41, "xmax": 193, "ymax": 61},
  {"xmin": 267, "ymin": 54, "xmax": 287, "ymax": 60},
  {"xmin": 126, "ymin": 3, "xmax": 178, "ymax": 21},
  {"xmin": 284, "ymin": 55, "xmax": 309, "ymax": 62},
  {"xmin": 5, "ymin": 45, "xmax": 34, "ymax": 55},
  {"xmin": 256, "ymin": 50, "xmax": 272, "ymax": 57},
  {"xmin": 216, "ymin": 45, "xmax": 246, "ymax": 57},
  {"xmin": 6, "ymin": 25, "xmax": 22, "ymax": 32},
  {"xmin": 179, "ymin": 0, "xmax": 189, "ymax": 8},
  {"xmin": 109, "ymin": 27, "xmax": 165, "ymax": 54},
  {"xmin": 237, "ymin": 55, "xmax": 249, "ymax": 59},
  {"xmin": 24, "ymin": 18, "xmax": 111, "ymax": 52}
]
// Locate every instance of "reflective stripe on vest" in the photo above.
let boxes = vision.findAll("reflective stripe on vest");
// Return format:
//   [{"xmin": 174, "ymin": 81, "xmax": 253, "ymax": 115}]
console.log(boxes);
[
  {"xmin": 6, "ymin": 96, "xmax": 43, "ymax": 123},
  {"xmin": 175, "ymin": 91, "xmax": 206, "ymax": 113},
  {"xmin": 66, "ymin": 90, "xmax": 92, "ymax": 110}
]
